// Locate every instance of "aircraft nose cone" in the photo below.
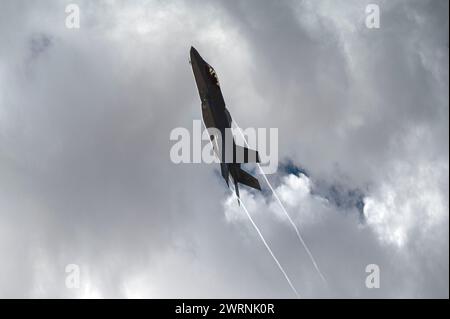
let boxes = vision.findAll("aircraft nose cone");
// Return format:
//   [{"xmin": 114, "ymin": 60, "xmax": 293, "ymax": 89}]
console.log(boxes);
[{"xmin": 190, "ymin": 46, "xmax": 201, "ymax": 62}]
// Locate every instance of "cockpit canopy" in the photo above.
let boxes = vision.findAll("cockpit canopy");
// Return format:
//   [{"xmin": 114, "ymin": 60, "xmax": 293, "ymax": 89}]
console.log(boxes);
[{"xmin": 207, "ymin": 64, "xmax": 220, "ymax": 87}]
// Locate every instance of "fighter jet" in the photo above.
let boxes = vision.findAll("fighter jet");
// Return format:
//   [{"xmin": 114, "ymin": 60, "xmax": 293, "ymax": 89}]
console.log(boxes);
[{"xmin": 189, "ymin": 46, "xmax": 261, "ymax": 201}]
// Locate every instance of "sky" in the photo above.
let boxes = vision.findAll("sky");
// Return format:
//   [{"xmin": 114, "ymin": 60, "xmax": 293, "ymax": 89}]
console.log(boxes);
[{"xmin": 0, "ymin": 0, "xmax": 448, "ymax": 298}]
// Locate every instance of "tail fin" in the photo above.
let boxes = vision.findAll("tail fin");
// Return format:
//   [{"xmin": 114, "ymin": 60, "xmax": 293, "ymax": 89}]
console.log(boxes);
[
  {"xmin": 220, "ymin": 162, "xmax": 229, "ymax": 187},
  {"xmin": 236, "ymin": 168, "xmax": 261, "ymax": 191},
  {"xmin": 234, "ymin": 145, "xmax": 260, "ymax": 163},
  {"xmin": 234, "ymin": 178, "xmax": 240, "ymax": 206}
]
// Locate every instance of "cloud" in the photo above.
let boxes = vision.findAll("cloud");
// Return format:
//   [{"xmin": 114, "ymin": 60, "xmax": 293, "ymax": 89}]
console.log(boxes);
[
  {"xmin": 364, "ymin": 158, "xmax": 448, "ymax": 247},
  {"xmin": 223, "ymin": 168, "xmax": 448, "ymax": 297},
  {"xmin": 0, "ymin": 0, "xmax": 448, "ymax": 298}
]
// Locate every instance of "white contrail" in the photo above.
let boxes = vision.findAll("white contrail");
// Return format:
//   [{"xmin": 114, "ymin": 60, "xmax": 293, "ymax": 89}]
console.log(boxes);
[
  {"xmin": 201, "ymin": 120, "xmax": 302, "ymax": 296},
  {"xmin": 232, "ymin": 120, "xmax": 327, "ymax": 285},
  {"xmin": 201, "ymin": 120, "xmax": 300, "ymax": 297},
  {"xmin": 229, "ymin": 186, "xmax": 301, "ymax": 298}
]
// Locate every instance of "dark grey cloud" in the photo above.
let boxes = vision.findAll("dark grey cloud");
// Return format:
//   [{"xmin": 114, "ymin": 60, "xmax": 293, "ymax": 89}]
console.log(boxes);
[{"xmin": 0, "ymin": 0, "xmax": 448, "ymax": 298}]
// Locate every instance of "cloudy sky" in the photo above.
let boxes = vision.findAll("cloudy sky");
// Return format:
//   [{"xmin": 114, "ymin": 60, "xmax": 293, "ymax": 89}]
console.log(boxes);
[{"xmin": 0, "ymin": 0, "xmax": 448, "ymax": 298}]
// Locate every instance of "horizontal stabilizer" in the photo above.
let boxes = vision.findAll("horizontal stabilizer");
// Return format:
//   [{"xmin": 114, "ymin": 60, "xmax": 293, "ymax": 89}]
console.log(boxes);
[{"xmin": 237, "ymin": 168, "xmax": 261, "ymax": 191}]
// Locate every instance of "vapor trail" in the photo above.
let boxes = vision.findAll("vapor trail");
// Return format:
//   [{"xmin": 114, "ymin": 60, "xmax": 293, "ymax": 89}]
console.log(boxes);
[
  {"xmin": 232, "ymin": 120, "xmax": 327, "ymax": 285},
  {"xmin": 229, "ymin": 186, "xmax": 301, "ymax": 298},
  {"xmin": 200, "ymin": 121, "xmax": 300, "ymax": 297}
]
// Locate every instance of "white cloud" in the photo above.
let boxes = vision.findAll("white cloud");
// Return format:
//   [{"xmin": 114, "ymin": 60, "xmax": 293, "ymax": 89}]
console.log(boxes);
[
  {"xmin": 364, "ymin": 159, "xmax": 448, "ymax": 247},
  {"xmin": 0, "ymin": 0, "xmax": 447, "ymax": 298}
]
